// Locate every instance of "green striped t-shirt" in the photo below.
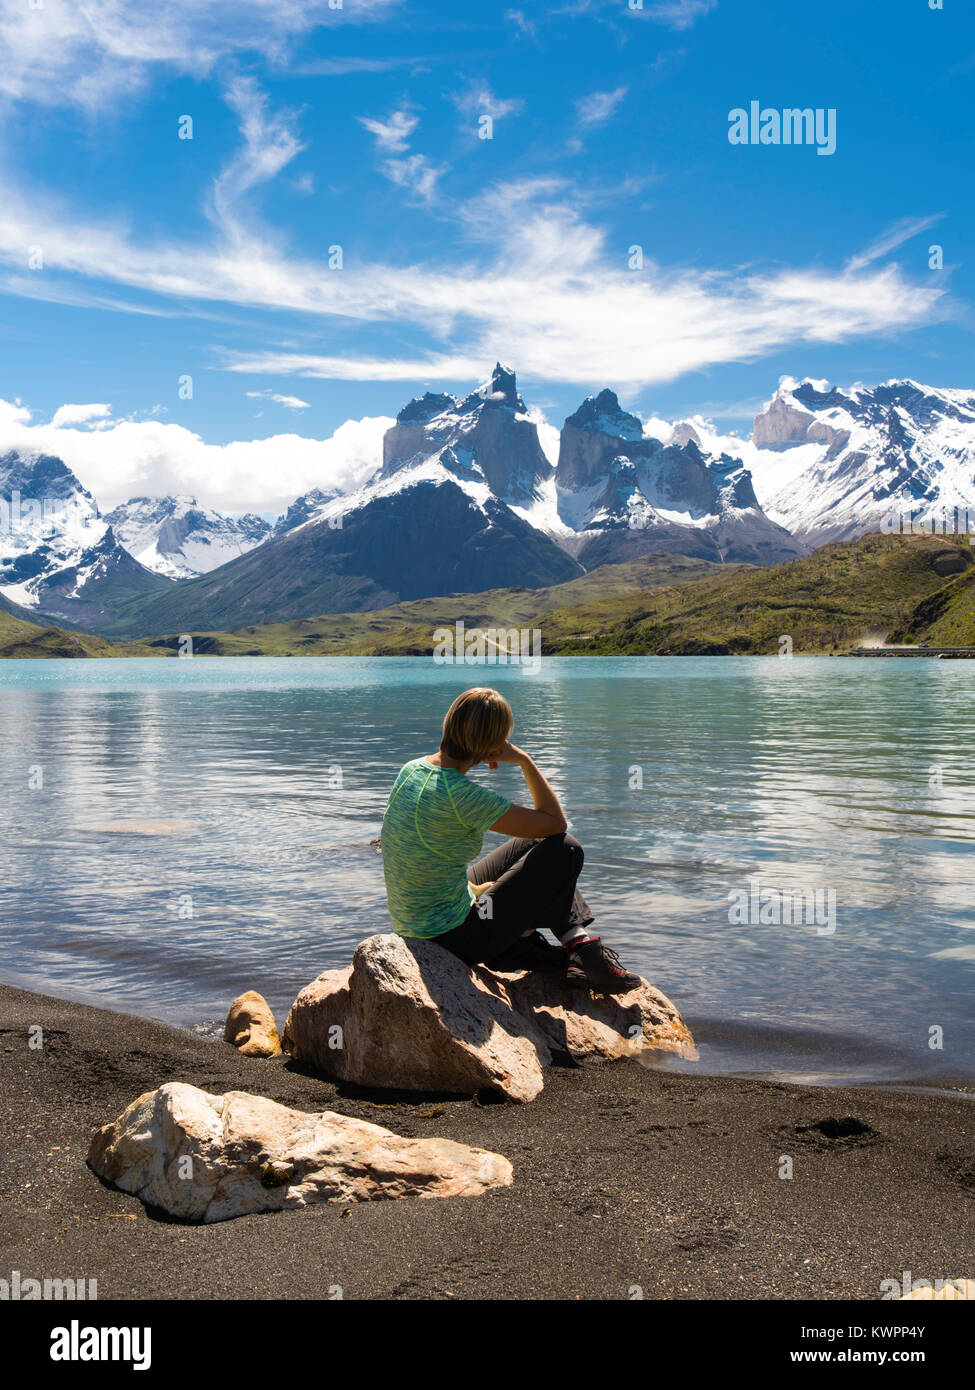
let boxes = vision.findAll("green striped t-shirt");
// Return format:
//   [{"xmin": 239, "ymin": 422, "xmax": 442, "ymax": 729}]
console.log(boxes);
[{"xmin": 381, "ymin": 758, "xmax": 512, "ymax": 939}]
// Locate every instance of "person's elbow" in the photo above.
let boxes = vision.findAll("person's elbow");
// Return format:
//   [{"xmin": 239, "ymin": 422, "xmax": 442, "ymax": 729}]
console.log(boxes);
[{"xmin": 530, "ymin": 809, "xmax": 567, "ymax": 837}]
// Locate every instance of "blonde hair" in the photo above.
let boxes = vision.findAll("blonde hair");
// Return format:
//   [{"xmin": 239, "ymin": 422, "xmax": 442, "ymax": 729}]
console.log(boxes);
[{"xmin": 441, "ymin": 687, "xmax": 513, "ymax": 764}]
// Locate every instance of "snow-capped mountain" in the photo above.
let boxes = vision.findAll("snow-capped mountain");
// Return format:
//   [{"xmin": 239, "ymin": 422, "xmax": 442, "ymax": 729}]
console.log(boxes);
[
  {"xmin": 94, "ymin": 366, "xmax": 583, "ymax": 637},
  {"xmin": 272, "ymin": 488, "xmax": 341, "ymax": 538},
  {"xmin": 381, "ymin": 362, "xmax": 552, "ymax": 506},
  {"xmin": 104, "ymin": 495, "xmax": 272, "ymax": 580},
  {"xmin": 552, "ymin": 389, "xmax": 802, "ymax": 567},
  {"xmin": 13, "ymin": 365, "xmax": 972, "ymax": 640},
  {"xmin": 5, "ymin": 366, "xmax": 808, "ymax": 637},
  {"xmin": 0, "ymin": 450, "xmax": 171, "ymax": 627},
  {"xmin": 747, "ymin": 379, "xmax": 975, "ymax": 544}
]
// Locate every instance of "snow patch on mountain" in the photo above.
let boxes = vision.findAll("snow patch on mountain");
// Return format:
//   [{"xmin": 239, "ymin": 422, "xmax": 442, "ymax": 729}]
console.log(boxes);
[
  {"xmin": 0, "ymin": 449, "xmax": 114, "ymax": 608},
  {"xmin": 746, "ymin": 379, "xmax": 975, "ymax": 542},
  {"xmin": 105, "ymin": 496, "xmax": 272, "ymax": 579},
  {"xmin": 0, "ymin": 448, "xmax": 170, "ymax": 625}
]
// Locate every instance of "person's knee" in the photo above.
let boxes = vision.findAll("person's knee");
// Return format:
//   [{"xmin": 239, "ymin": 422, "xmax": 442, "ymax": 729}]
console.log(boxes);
[{"xmin": 539, "ymin": 830, "xmax": 583, "ymax": 868}]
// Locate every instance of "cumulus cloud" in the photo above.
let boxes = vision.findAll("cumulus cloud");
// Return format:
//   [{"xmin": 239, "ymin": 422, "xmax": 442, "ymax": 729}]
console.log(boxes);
[
  {"xmin": 49, "ymin": 402, "xmax": 113, "ymax": 428},
  {"xmin": 0, "ymin": 401, "xmax": 393, "ymax": 513}
]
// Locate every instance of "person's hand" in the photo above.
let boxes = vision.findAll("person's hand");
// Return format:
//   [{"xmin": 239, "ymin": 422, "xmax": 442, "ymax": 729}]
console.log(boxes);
[
  {"xmin": 484, "ymin": 740, "xmax": 526, "ymax": 771},
  {"xmin": 469, "ymin": 880, "xmax": 494, "ymax": 898}
]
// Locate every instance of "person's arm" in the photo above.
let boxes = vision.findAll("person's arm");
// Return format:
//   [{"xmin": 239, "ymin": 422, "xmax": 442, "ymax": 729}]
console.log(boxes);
[{"xmin": 486, "ymin": 742, "xmax": 567, "ymax": 839}]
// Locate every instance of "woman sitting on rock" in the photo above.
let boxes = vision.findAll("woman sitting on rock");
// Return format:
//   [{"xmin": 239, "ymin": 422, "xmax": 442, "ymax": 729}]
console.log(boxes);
[{"xmin": 380, "ymin": 686, "xmax": 640, "ymax": 993}]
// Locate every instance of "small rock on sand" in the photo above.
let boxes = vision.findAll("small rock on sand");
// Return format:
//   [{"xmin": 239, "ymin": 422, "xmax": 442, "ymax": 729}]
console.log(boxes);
[{"xmin": 224, "ymin": 991, "xmax": 282, "ymax": 1058}]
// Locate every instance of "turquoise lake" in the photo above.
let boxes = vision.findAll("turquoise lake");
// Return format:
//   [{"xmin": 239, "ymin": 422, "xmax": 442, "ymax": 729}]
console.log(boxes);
[{"xmin": 0, "ymin": 655, "xmax": 972, "ymax": 1089}]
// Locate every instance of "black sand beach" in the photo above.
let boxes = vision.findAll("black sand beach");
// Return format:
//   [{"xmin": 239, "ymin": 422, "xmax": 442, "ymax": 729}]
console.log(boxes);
[{"xmin": 1, "ymin": 981, "xmax": 973, "ymax": 1302}]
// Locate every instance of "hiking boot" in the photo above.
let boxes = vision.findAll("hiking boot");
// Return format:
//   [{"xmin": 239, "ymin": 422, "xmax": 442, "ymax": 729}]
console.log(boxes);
[
  {"xmin": 489, "ymin": 933, "xmax": 568, "ymax": 975},
  {"xmin": 566, "ymin": 938, "xmax": 641, "ymax": 994}
]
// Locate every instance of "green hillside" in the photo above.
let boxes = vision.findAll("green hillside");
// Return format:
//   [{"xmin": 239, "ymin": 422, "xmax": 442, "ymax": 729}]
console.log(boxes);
[
  {"xmin": 133, "ymin": 554, "xmax": 724, "ymax": 656},
  {"xmin": 5, "ymin": 534, "xmax": 975, "ymax": 658},
  {"xmin": 888, "ymin": 563, "xmax": 975, "ymax": 647},
  {"xmin": 166, "ymin": 532, "xmax": 970, "ymax": 658},
  {"xmin": 541, "ymin": 533, "xmax": 975, "ymax": 654},
  {"xmin": 0, "ymin": 607, "xmax": 134, "ymax": 658}
]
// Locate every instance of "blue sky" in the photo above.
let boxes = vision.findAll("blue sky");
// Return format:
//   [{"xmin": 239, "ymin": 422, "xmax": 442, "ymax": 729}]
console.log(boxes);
[{"xmin": 0, "ymin": 0, "xmax": 972, "ymax": 512}]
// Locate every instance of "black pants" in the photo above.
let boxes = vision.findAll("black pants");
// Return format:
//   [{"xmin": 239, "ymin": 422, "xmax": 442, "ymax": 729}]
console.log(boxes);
[{"xmin": 436, "ymin": 833, "xmax": 594, "ymax": 967}]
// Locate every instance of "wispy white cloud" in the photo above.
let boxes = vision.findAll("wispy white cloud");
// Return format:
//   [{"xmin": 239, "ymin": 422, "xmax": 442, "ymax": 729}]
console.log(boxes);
[
  {"xmin": 246, "ymin": 390, "xmax": 310, "ymax": 409},
  {"xmin": 0, "ymin": 0, "xmax": 401, "ymax": 112},
  {"xmin": 551, "ymin": 0, "xmax": 716, "ymax": 30},
  {"xmin": 225, "ymin": 351, "xmax": 487, "ymax": 381},
  {"xmin": 381, "ymin": 153, "xmax": 445, "ymax": 203},
  {"xmin": 634, "ymin": 0, "xmax": 718, "ymax": 30},
  {"xmin": 294, "ymin": 54, "xmax": 429, "ymax": 77},
  {"xmin": 452, "ymin": 82, "xmax": 524, "ymax": 124},
  {"xmin": 845, "ymin": 214, "xmax": 945, "ymax": 274},
  {"xmin": 505, "ymin": 10, "xmax": 537, "ymax": 40},
  {"xmin": 0, "ymin": 114, "xmax": 950, "ymax": 393},
  {"xmin": 211, "ymin": 76, "xmax": 307, "ymax": 240},
  {"xmin": 358, "ymin": 107, "xmax": 445, "ymax": 204},
  {"xmin": 575, "ymin": 86, "xmax": 628, "ymax": 127},
  {"xmin": 357, "ymin": 109, "xmax": 419, "ymax": 153}
]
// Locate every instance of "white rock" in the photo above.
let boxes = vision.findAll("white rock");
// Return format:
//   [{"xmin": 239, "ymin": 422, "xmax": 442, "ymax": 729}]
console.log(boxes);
[{"xmin": 88, "ymin": 1082, "xmax": 512, "ymax": 1223}]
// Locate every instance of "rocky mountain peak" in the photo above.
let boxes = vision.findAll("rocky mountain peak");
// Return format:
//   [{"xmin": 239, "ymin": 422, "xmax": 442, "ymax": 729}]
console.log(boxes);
[
  {"xmin": 395, "ymin": 392, "xmax": 457, "ymax": 426},
  {"xmin": 459, "ymin": 362, "xmax": 525, "ymax": 413},
  {"xmin": 104, "ymin": 495, "xmax": 272, "ymax": 580},
  {"xmin": 564, "ymin": 389, "xmax": 644, "ymax": 441},
  {"xmin": 381, "ymin": 364, "xmax": 550, "ymax": 504}
]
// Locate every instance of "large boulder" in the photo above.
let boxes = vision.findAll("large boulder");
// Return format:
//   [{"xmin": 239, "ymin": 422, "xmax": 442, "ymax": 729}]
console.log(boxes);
[
  {"xmin": 283, "ymin": 935, "xmax": 552, "ymax": 1102},
  {"xmin": 88, "ymin": 1082, "xmax": 512, "ymax": 1223},
  {"xmin": 498, "ymin": 967, "xmax": 694, "ymax": 1063},
  {"xmin": 283, "ymin": 933, "xmax": 694, "ymax": 1101},
  {"xmin": 224, "ymin": 990, "xmax": 282, "ymax": 1057}
]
